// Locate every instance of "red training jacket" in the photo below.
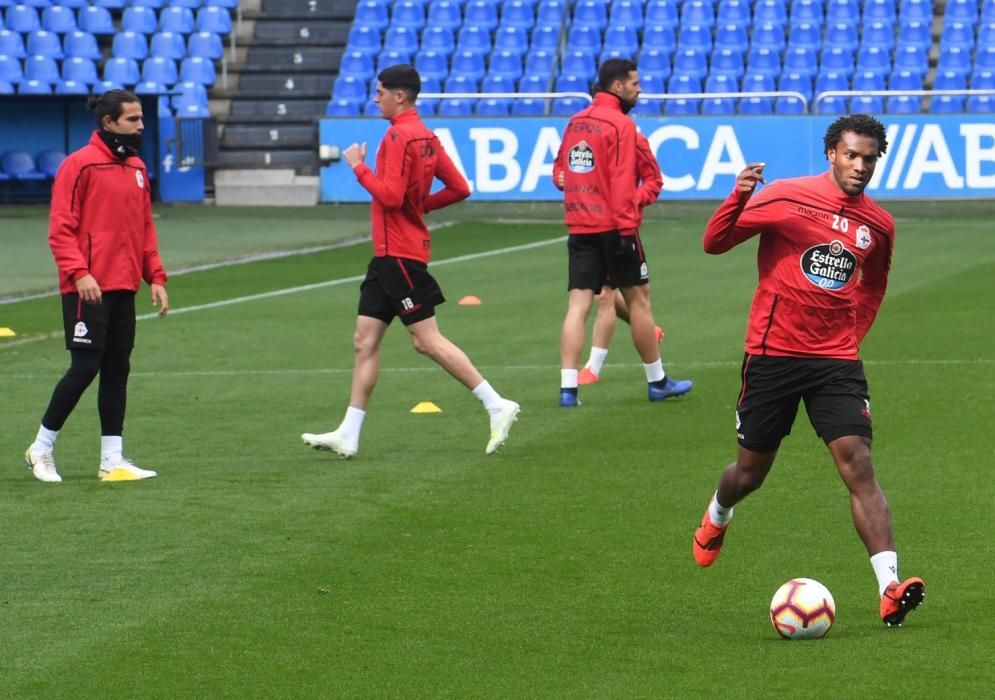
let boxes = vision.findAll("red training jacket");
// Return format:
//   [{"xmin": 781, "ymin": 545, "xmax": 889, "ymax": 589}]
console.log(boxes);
[
  {"xmin": 352, "ymin": 109, "xmax": 470, "ymax": 263},
  {"xmin": 703, "ymin": 172, "xmax": 895, "ymax": 360},
  {"xmin": 553, "ymin": 132, "xmax": 663, "ymax": 228},
  {"xmin": 554, "ymin": 92, "xmax": 640, "ymax": 235},
  {"xmin": 49, "ymin": 131, "xmax": 166, "ymax": 295}
]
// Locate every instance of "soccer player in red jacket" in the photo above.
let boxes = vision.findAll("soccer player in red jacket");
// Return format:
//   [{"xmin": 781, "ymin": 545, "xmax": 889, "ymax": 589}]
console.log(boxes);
[
  {"xmin": 24, "ymin": 90, "xmax": 168, "ymax": 483},
  {"xmin": 302, "ymin": 65, "xmax": 520, "ymax": 458},
  {"xmin": 691, "ymin": 114, "xmax": 925, "ymax": 627},
  {"xmin": 554, "ymin": 59, "xmax": 691, "ymax": 407}
]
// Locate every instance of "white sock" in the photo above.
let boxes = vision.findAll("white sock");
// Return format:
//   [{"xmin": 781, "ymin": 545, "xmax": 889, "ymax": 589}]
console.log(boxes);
[
  {"xmin": 870, "ymin": 551, "xmax": 899, "ymax": 596},
  {"xmin": 708, "ymin": 492, "xmax": 734, "ymax": 526},
  {"xmin": 643, "ymin": 358, "xmax": 665, "ymax": 383},
  {"xmin": 561, "ymin": 369, "xmax": 578, "ymax": 389},
  {"xmin": 472, "ymin": 380, "xmax": 504, "ymax": 415},
  {"xmin": 340, "ymin": 406, "xmax": 366, "ymax": 441},
  {"xmin": 585, "ymin": 347, "xmax": 609, "ymax": 375},
  {"xmin": 32, "ymin": 425, "xmax": 59, "ymax": 452},
  {"xmin": 101, "ymin": 435, "xmax": 123, "ymax": 463}
]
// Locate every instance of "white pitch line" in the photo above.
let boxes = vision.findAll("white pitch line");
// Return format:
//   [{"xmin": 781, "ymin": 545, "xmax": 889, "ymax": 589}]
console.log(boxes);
[{"xmin": 0, "ymin": 234, "xmax": 566, "ymax": 350}]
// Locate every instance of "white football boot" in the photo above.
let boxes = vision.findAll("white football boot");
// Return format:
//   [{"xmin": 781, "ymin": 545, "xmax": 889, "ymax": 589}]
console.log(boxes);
[
  {"xmin": 25, "ymin": 447, "xmax": 62, "ymax": 483},
  {"xmin": 99, "ymin": 457, "xmax": 157, "ymax": 482},
  {"xmin": 302, "ymin": 430, "xmax": 358, "ymax": 458},
  {"xmin": 486, "ymin": 399, "xmax": 521, "ymax": 455}
]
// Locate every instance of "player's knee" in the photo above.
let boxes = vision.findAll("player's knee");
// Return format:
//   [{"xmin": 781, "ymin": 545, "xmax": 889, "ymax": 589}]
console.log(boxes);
[
  {"xmin": 353, "ymin": 330, "xmax": 376, "ymax": 356},
  {"xmin": 68, "ymin": 351, "xmax": 102, "ymax": 383}
]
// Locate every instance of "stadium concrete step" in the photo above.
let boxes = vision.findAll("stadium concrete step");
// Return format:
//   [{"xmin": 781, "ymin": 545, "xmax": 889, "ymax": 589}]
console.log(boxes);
[
  {"xmin": 237, "ymin": 73, "xmax": 334, "ymax": 98},
  {"xmin": 216, "ymin": 149, "xmax": 317, "ymax": 171},
  {"xmin": 244, "ymin": 47, "xmax": 343, "ymax": 73},
  {"xmin": 260, "ymin": 0, "xmax": 355, "ymax": 20},
  {"xmin": 229, "ymin": 99, "xmax": 330, "ymax": 122},
  {"xmin": 222, "ymin": 125, "xmax": 315, "ymax": 149},
  {"xmin": 253, "ymin": 20, "xmax": 350, "ymax": 46},
  {"xmin": 214, "ymin": 168, "xmax": 319, "ymax": 206}
]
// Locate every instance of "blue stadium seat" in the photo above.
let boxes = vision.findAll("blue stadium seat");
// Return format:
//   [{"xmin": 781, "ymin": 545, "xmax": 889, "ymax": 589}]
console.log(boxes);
[
  {"xmin": 421, "ymin": 26, "xmax": 456, "ymax": 56},
  {"xmin": 384, "ymin": 26, "xmax": 419, "ymax": 55},
  {"xmin": 123, "ymin": 7, "xmax": 158, "ymax": 35},
  {"xmin": 524, "ymin": 49, "xmax": 556, "ymax": 77},
  {"xmin": 179, "ymin": 55, "xmax": 214, "ymax": 85},
  {"xmin": 630, "ymin": 97, "xmax": 661, "ymax": 116},
  {"xmin": 457, "ymin": 25, "xmax": 491, "ymax": 55},
  {"xmin": 970, "ymin": 70, "xmax": 995, "ymax": 89},
  {"xmin": 893, "ymin": 44, "xmax": 928, "ymax": 74},
  {"xmin": 363, "ymin": 99, "xmax": 382, "ymax": 117},
  {"xmin": 555, "ymin": 72, "xmax": 588, "ymax": 94},
  {"xmin": 437, "ymin": 98, "xmax": 475, "ymax": 116},
  {"xmin": 679, "ymin": 23, "xmax": 713, "ymax": 52},
  {"xmin": 566, "ymin": 24, "xmax": 601, "ymax": 53},
  {"xmin": 602, "ymin": 25, "xmax": 639, "ymax": 56},
  {"xmin": 416, "ymin": 76, "xmax": 441, "ymax": 114},
  {"xmin": 857, "ymin": 45, "xmax": 891, "ymax": 74},
  {"xmin": 644, "ymin": 1, "xmax": 679, "ymax": 30},
  {"xmin": 665, "ymin": 74, "xmax": 701, "ymax": 115},
  {"xmin": 776, "ymin": 71, "xmax": 812, "ymax": 113},
  {"xmin": 600, "ymin": 47, "xmax": 634, "ymax": 63},
  {"xmin": 113, "ymin": 31, "xmax": 149, "ymax": 60},
  {"xmin": 425, "ymin": 0, "xmax": 460, "ymax": 31},
  {"xmin": 326, "ymin": 98, "xmax": 361, "ymax": 117},
  {"xmin": 187, "ymin": 30, "xmax": 223, "ymax": 59},
  {"xmin": 0, "ymin": 80, "xmax": 13, "ymax": 95},
  {"xmin": 977, "ymin": 46, "xmax": 995, "ymax": 72},
  {"xmin": 354, "ymin": 0, "xmax": 390, "ymax": 31},
  {"xmin": 159, "ymin": 7, "xmax": 196, "ymax": 34},
  {"xmin": 966, "ymin": 95, "xmax": 995, "ymax": 113},
  {"xmin": 52, "ymin": 0, "xmax": 88, "ymax": 8},
  {"xmin": 18, "ymin": 79, "xmax": 52, "ymax": 94},
  {"xmin": 717, "ymin": 0, "xmax": 751, "ymax": 28},
  {"xmin": 897, "ymin": 20, "xmax": 932, "ymax": 50},
  {"xmin": 150, "ymin": 31, "xmax": 186, "ymax": 59},
  {"xmin": 551, "ymin": 96, "xmax": 586, "ymax": 115},
  {"xmin": 898, "ymin": 0, "xmax": 932, "ymax": 24},
  {"xmin": 482, "ymin": 74, "xmax": 515, "ymax": 93},
  {"xmin": 502, "ymin": 0, "xmax": 535, "ymax": 29},
  {"xmin": 790, "ymin": 0, "xmax": 823, "ymax": 26},
  {"xmin": 134, "ymin": 80, "xmax": 167, "ymax": 95},
  {"xmin": 127, "ymin": 0, "xmax": 162, "ymax": 7},
  {"xmin": 984, "ymin": 0, "xmax": 995, "ymax": 20},
  {"xmin": 512, "ymin": 73, "xmax": 547, "ymax": 115},
  {"xmin": 610, "ymin": 1, "xmax": 643, "ymax": 31},
  {"xmin": 142, "ymin": 56, "xmax": 177, "ymax": 85},
  {"xmin": 414, "ymin": 49, "xmax": 447, "ymax": 81},
  {"xmin": 976, "ymin": 21, "xmax": 995, "ymax": 48},
  {"xmin": 174, "ymin": 99, "xmax": 210, "ymax": 118},
  {"xmin": 937, "ymin": 45, "xmax": 972, "ymax": 79},
  {"xmin": 824, "ymin": 22, "xmax": 860, "ymax": 49},
  {"xmin": 62, "ymin": 56, "xmax": 97, "ymax": 84},
  {"xmin": 174, "ymin": 79, "xmax": 208, "ymax": 105},
  {"xmin": 863, "ymin": 0, "xmax": 896, "ymax": 25},
  {"xmin": 476, "ymin": 97, "xmax": 510, "ymax": 116},
  {"xmin": 787, "ymin": 22, "xmax": 822, "ymax": 51},
  {"xmin": 640, "ymin": 72, "xmax": 667, "ymax": 94},
  {"xmin": 940, "ymin": 22, "xmax": 975, "ymax": 51},
  {"xmin": 753, "ymin": 0, "xmax": 788, "ymax": 28},
  {"xmin": 207, "ymin": 0, "xmax": 240, "ymax": 7},
  {"xmin": 42, "ymin": 5, "xmax": 76, "ymax": 33},
  {"xmin": 63, "ymin": 30, "xmax": 100, "ymax": 60},
  {"xmin": 493, "ymin": 26, "xmax": 529, "ymax": 56},
  {"xmin": 711, "ymin": 48, "xmax": 745, "ymax": 78},
  {"xmin": 642, "ymin": 24, "xmax": 677, "ymax": 53},
  {"xmin": 489, "ymin": 50, "xmax": 523, "ymax": 80},
  {"xmin": 821, "ymin": 47, "xmax": 855, "ymax": 76},
  {"xmin": 826, "ymin": 0, "xmax": 861, "ymax": 24},
  {"xmin": 172, "ymin": 0, "xmax": 209, "ymax": 9},
  {"xmin": 747, "ymin": 47, "xmax": 782, "ymax": 78},
  {"xmin": 535, "ymin": 0, "xmax": 567, "ymax": 28},
  {"xmin": 814, "ymin": 71, "xmax": 850, "ymax": 114},
  {"xmin": 673, "ymin": 48, "xmax": 708, "ymax": 80},
  {"xmin": 340, "ymin": 50, "xmax": 376, "ymax": 82},
  {"xmin": 103, "ymin": 57, "xmax": 140, "ymax": 84},
  {"xmin": 715, "ymin": 23, "xmax": 749, "ymax": 52},
  {"xmin": 531, "ymin": 24, "xmax": 560, "ymax": 52},
  {"xmin": 782, "ymin": 46, "xmax": 818, "ymax": 77},
  {"xmin": 450, "ymin": 49, "xmax": 486, "ymax": 81},
  {"xmin": 24, "ymin": 54, "xmax": 58, "ymax": 82},
  {"xmin": 702, "ymin": 73, "xmax": 738, "ymax": 114},
  {"xmin": 2, "ymin": 150, "xmax": 46, "ymax": 179},
  {"xmin": 5, "ymin": 5, "xmax": 40, "ymax": 33},
  {"xmin": 392, "ymin": 1, "xmax": 426, "ymax": 30},
  {"xmin": 681, "ymin": 0, "xmax": 715, "ymax": 29},
  {"xmin": 376, "ymin": 50, "xmax": 411, "ymax": 73},
  {"xmin": 945, "ymin": 0, "xmax": 979, "ymax": 26},
  {"xmin": 464, "ymin": 0, "xmax": 499, "ymax": 31},
  {"xmin": 573, "ymin": 0, "xmax": 608, "ymax": 29},
  {"xmin": 78, "ymin": 6, "xmax": 115, "ymax": 35},
  {"xmin": 0, "ymin": 54, "xmax": 23, "ymax": 83},
  {"xmin": 56, "ymin": 78, "xmax": 89, "ymax": 94},
  {"xmin": 26, "ymin": 29, "xmax": 62, "ymax": 59},
  {"xmin": 930, "ymin": 88, "xmax": 965, "ymax": 113},
  {"xmin": 886, "ymin": 70, "xmax": 922, "ymax": 112},
  {"xmin": 751, "ymin": 22, "xmax": 786, "ymax": 53},
  {"xmin": 0, "ymin": 28, "xmax": 26, "ymax": 58},
  {"xmin": 639, "ymin": 48, "xmax": 671, "ymax": 79},
  {"xmin": 850, "ymin": 70, "xmax": 886, "ymax": 112},
  {"xmin": 332, "ymin": 75, "xmax": 366, "ymax": 104},
  {"xmin": 862, "ymin": 21, "xmax": 895, "ymax": 51}
]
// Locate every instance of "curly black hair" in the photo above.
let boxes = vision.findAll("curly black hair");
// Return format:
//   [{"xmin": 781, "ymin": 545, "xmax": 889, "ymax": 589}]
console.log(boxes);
[{"xmin": 823, "ymin": 114, "xmax": 888, "ymax": 159}]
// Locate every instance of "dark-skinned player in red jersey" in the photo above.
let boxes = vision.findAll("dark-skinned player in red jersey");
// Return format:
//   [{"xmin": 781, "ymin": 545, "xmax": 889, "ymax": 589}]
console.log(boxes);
[
  {"xmin": 691, "ymin": 114, "xmax": 925, "ymax": 627},
  {"xmin": 302, "ymin": 65, "xmax": 519, "ymax": 458}
]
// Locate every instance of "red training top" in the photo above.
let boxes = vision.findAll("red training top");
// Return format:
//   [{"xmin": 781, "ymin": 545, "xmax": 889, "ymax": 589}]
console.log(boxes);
[
  {"xmin": 703, "ymin": 171, "xmax": 895, "ymax": 360},
  {"xmin": 49, "ymin": 131, "xmax": 166, "ymax": 295},
  {"xmin": 554, "ymin": 92, "xmax": 640, "ymax": 235},
  {"xmin": 352, "ymin": 109, "xmax": 470, "ymax": 263}
]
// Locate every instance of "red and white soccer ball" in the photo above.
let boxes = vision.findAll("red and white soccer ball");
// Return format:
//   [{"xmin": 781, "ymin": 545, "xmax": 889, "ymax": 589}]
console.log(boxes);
[{"xmin": 770, "ymin": 578, "xmax": 836, "ymax": 640}]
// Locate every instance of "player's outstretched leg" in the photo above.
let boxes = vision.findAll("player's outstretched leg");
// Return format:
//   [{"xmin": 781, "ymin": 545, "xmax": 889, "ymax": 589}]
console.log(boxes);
[{"xmin": 880, "ymin": 577, "xmax": 926, "ymax": 627}]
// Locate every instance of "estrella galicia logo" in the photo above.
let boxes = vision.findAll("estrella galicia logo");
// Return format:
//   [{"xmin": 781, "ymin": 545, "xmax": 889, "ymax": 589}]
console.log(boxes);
[
  {"xmin": 800, "ymin": 240, "xmax": 857, "ymax": 290},
  {"xmin": 568, "ymin": 141, "xmax": 595, "ymax": 173}
]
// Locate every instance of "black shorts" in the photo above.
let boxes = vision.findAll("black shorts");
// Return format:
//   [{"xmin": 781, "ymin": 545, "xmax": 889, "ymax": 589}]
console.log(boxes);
[
  {"xmin": 357, "ymin": 256, "xmax": 445, "ymax": 326},
  {"xmin": 735, "ymin": 354, "xmax": 873, "ymax": 452},
  {"xmin": 61, "ymin": 290, "xmax": 136, "ymax": 352},
  {"xmin": 567, "ymin": 230, "xmax": 649, "ymax": 292}
]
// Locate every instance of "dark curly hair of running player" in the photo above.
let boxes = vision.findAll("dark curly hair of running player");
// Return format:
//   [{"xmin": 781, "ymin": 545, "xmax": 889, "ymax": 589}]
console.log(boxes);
[{"xmin": 823, "ymin": 114, "xmax": 888, "ymax": 159}]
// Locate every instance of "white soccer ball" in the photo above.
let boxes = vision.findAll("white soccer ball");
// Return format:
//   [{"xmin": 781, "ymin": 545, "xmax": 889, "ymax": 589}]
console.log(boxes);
[{"xmin": 769, "ymin": 578, "xmax": 836, "ymax": 640}]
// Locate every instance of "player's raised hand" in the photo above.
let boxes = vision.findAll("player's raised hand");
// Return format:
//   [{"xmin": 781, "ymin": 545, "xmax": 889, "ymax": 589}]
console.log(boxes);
[
  {"xmin": 344, "ymin": 142, "xmax": 367, "ymax": 168},
  {"xmin": 736, "ymin": 162, "xmax": 766, "ymax": 193}
]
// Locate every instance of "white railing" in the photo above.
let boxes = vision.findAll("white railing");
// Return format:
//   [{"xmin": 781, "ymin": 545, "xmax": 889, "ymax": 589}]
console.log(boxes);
[{"xmin": 814, "ymin": 88, "xmax": 995, "ymax": 108}]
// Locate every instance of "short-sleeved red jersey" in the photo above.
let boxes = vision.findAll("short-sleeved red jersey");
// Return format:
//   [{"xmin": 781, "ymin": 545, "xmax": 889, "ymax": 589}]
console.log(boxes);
[
  {"xmin": 352, "ymin": 109, "xmax": 470, "ymax": 263},
  {"xmin": 704, "ymin": 171, "xmax": 896, "ymax": 360},
  {"xmin": 554, "ymin": 92, "xmax": 640, "ymax": 235}
]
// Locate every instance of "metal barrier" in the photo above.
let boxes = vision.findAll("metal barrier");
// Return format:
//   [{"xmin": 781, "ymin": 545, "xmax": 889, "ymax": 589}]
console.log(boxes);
[
  {"xmin": 813, "ymin": 88, "xmax": 995, "ymax": 110},
  {"xmin": 418, "ymin": 91, "xmax": 810, "ymax": 112}
]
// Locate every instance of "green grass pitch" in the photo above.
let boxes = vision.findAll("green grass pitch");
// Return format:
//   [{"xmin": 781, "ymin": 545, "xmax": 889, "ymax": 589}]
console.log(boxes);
[{"xmin": 1, "ymin": 201, "xmax": 992, "ymax": 697}]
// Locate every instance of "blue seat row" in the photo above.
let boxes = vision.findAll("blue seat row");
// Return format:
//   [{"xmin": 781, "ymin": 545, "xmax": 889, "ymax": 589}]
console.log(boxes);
[
  {"xmin": 1, "ymin": 4, "xmax": 230, "ymax": 34},
  {"xmin": 0, "ymin": 28, "xmax": 222, "ymax": 59},
  {"xmin": 0, "ymin": 53, "xmax": 216, "ymax": 85}
]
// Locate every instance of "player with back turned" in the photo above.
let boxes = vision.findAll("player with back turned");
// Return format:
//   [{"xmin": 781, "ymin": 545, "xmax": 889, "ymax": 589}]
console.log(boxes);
[
  {"xmin": 691, "ymin": 114, "xmax": 925, "ymax": 627},
  {"xmin": 302, "ymin": 64, "xmax": 520, "ymax": 458}
]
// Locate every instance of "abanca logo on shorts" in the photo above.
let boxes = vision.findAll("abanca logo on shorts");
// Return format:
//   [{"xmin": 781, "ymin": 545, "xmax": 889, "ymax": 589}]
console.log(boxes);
[
  {"xmin": 568, "ymin": 141, "xmax": 595, "ymax": 173},
  {"xmin": 73, "ymin": 321, "xmax": 92, "ymax": 344},
  {"xmin": 800, "ymin": 240, "xmax": 857, "ymax": 291}
]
